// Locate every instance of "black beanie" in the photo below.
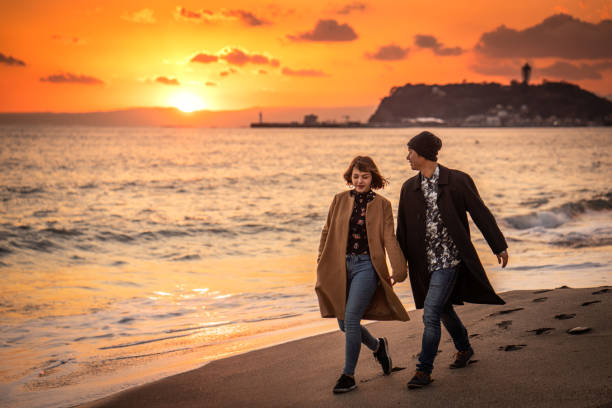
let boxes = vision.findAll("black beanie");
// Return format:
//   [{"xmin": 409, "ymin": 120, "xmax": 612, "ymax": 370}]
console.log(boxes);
[{"xmin": 407, "ymin": 131, "xmax": 442, "ymax": 162}]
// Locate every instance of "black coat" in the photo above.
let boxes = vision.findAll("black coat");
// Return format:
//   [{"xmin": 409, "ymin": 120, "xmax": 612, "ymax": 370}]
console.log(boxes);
[{"xmin": 396, "ymin": 164, "xmax": 507, "ymax": 309}]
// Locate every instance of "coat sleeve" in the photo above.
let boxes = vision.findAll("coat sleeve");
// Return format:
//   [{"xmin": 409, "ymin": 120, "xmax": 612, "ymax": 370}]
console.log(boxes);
[
  {"xmin": 396, "ymin": 184, "xmax": 409, "ymax": 260},
  {"xmin": 317, "ymin": 195, "xmax": 336, "ymax": 263},
  {"xmin": 384, "ymin": 200, "xmax": 407, "ymax": 282},
  {"xmin": 462, "ymin": 174, "xmax": 508, "ymax": 255}
]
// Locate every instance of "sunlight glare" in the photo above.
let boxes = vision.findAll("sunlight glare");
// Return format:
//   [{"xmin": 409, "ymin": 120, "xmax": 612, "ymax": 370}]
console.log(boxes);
[{"xmin": 169, "ymin": 92, "xmax": 205, "ymax": 113}]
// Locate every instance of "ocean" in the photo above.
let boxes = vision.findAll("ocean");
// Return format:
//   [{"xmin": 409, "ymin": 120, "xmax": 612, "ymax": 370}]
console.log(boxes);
[{"xmin": 1, "ymin": 126, "xmax": 611, "ymax": 407}]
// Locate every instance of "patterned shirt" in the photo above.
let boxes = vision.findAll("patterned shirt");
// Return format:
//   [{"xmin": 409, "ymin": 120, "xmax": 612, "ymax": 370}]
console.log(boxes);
[
  {"xmin": 347, "ymin": 189, "xmax": 376, "ymax": 255},
  {"xmin": 421, "ymin": 166, "xmax": 461, "ymax": 273}
]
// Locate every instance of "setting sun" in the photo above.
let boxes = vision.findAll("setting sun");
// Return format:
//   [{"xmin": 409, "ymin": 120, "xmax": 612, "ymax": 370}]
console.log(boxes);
[{"xmin": 169, "ymin": 92, "xmax": 206, "ymax": 113}]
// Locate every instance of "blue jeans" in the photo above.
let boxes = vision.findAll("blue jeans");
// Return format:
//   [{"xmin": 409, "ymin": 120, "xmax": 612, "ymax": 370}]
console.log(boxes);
[
  {"xmin": 337, "ymin": 254, "xmax": 380, "ymax": 376},
  {"xmin": 417, "ymin": 266, "xmax": 471, "ymax": 374}
]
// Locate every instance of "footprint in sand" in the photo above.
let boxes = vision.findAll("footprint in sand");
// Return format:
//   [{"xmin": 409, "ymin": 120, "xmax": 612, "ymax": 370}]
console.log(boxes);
[
  {"xmin": 533, "ymin": 289, "xmax": 552, "ymax": 294},
  {"xmin": 532, "ymin": 297, "xmax": 548, "ymax": 302},
  {"xmin": 567, "ymin": 327, "xmax": 592, "ymax": 335},
  {"xmin": 554, "ymin": 313, "xmax": 576, "ymax": 320},
  {"xmin": 498, "ymin": 344, "xmax": 526, "ymax": 351},
  {"xmin": 592, "ymin": 288, "xmax": 610, "ymax": 295},
  {"xmin": 488, "ymin": 308, "xmax": 524, "ymax": 317},
  {"xmin": 581, "ymin": 300, "xmax": 601, "ymax": 306},
  {"xmin": 527, "ymin": 328, "xmax": 554, "ymax": 335},
  {"xmin": 496, "ymin": 320, "xmax": 512, "ymax": 329}
]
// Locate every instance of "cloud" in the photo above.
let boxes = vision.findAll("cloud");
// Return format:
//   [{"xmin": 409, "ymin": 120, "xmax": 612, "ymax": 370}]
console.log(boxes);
[
  {"xmin": 0, "ymin": 52, "xmax": 26, "ymax": 66},
  {"xmin": 538, "ymin": 61, "xmax": 612, "ymax": 80},
  {"xmin": 224, "ymin": 10, "xmax": 269, "ymax": 26},
  {"xmin": 365, "ymin": 44, "xmax": 409, "ymax": 61},
  {"xmin": 191, "ymin": 53, "xmax": 219, "ymax": 64},
  {"xmin": 121, "ymin": 8, "xmax": 156, "ymax": 24},
  {"xmin": 475, "ymin": 13, "xmax": 612, "ymax": 59},
  {"xmin": 156, "ymin": 76, "xmax": 180, "ymax": 86},
  {"xmin": 281, "ymin": 67, "xmax": 328, "ymax": 77},
  {"xmin": 205, "ymin": 81, "xmax": 216, "ymax": 86},
  {"xmin": 51, "ymin": 35, "xmax": 86, "ymax": 46},
  {"xmin": 175, "ymin": 6, "xmax": 268, "ymax": 26},
  {"xmin": 220, "ymin": 68, "xmax": 238, "ymax": 77},
  {"xmin": 218, "ymin": 48, "xmax": 279, "ymax": 67},
  {"xmin": 470, "ymin": 60, "xmax": 522, "ymax": 77},
  {"xmin": 288, "ymin": 19, "xmax": 358, "ymax": 42},
  {"xmin": 40, "ymin": 73, "xmax": 104, "ymax": 85},
  {"xmin": 258, "ymin": 69, "xmax": 268, "ymax": 75},
  {"xmin": 414, "ymin": 34, "xmax": 464, "ymax": 56},
  {"xmin": 337, "ymin": 2, "xmax": 367, "ymax": 15}
]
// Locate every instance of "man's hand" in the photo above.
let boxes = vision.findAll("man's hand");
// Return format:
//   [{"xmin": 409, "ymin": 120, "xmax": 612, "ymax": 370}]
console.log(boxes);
[
  {"xmin": 497, "ymin": 250, "xmax": 509, "ymax": 268},
  {"xmin": 387, "ymin": 276, "xmax": 397, "ymax": 286}
]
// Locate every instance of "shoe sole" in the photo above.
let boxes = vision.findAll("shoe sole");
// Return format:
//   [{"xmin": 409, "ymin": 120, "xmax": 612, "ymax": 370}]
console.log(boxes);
[
  {"xmin": 380, "ymin": 337, "xmax": 392, "ymax": 375},
  {"xmin": 407, "ymin": 379, "xmax": 433, "ymax": 390},
  {"xmin": 333, "ymin": 385, "xmax": 357, "ymax": 394}
]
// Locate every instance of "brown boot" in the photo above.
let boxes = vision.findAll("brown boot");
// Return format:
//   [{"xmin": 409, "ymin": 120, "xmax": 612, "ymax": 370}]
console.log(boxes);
[
  {"xmin": 450, "ymin": 348, "xmax": 474, "ymax": 369},
  {"xmin": 407, "ymin": 371, "xmax": 433, "ymax": 389}
]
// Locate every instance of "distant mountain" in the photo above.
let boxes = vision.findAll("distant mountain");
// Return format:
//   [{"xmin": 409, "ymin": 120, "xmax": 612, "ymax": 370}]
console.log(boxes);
[
  {"xmin": 0, "ymin": 106, "xmax": 376, "ymax": 128},
  {"xmin": 369, "ymin": 81, "xmax": 612, "ymax": 126}
]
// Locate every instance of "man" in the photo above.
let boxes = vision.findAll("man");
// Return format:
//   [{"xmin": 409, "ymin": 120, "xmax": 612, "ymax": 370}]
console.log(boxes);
[{"xmin": 396, "ymin": 131, "xmax": 509, "ymax": 389}]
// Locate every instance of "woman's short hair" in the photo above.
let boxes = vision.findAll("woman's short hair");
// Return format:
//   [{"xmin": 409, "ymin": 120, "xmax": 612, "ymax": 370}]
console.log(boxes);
[{"xmin": 343, "ymin": 156, "xmax": 389, "ymax": 189}]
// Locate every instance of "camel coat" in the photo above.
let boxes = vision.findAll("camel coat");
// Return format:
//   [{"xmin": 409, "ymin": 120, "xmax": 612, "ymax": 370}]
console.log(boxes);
[{"xmin": 315, "ymin": 190, "xmax": 409, "ymax": 322}]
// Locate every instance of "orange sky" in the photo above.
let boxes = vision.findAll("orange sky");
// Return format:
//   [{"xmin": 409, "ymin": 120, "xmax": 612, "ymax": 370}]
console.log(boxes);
[{"xmin": 1, "ymin": 0, "xmax": 611, "ymax": 112}]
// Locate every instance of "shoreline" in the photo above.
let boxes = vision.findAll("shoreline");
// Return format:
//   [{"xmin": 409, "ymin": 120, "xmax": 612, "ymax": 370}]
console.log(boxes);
[{"xmin": 80, "ymin": 285, "xmax": 612, "ymax": 408}]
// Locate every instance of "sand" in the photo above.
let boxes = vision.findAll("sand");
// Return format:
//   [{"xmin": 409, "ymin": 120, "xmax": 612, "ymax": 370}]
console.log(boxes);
[{"xmin": 80, "ymin": 286, "xmax": 612, "ymax": 408}]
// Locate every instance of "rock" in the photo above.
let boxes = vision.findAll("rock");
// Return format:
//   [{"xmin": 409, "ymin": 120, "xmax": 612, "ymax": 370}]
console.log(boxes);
[
  {"xmin": 581, "ymin": 300, "xmax": 601, "ymax": 306},
  {"xmin": 554, "ymin": 313, "xmax": 576, "ymax": 320},
  {"xmin": 527, "ymin": 328, "xmax": 554, "ymax": 335},
  {"xmin": 488, "ymin": 308, "xmax": 524, "ymax": 317},
  {"xmin": 567, "ymin": 327, "xmax": 592, "ymax": 335},
  {"xmin": 556, "ymin": 285, "xmax": 571, "ymax": 289}
]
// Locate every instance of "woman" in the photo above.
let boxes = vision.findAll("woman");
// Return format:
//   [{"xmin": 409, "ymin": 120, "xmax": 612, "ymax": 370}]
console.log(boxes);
[{"xmin": 316, "ymin": 156, "xmax": 409, "ymax": 394}]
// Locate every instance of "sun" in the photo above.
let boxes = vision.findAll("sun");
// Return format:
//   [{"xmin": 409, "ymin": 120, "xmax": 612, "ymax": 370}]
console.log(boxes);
[{"xmin": 169, "ymin": 92, "xmax": 206, "ymax": 113}]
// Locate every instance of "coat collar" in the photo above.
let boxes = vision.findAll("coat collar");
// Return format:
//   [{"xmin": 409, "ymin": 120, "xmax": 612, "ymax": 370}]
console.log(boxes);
[{"xmin": 407, "ymin": 164, "xmax": 449, "ymax": 191}]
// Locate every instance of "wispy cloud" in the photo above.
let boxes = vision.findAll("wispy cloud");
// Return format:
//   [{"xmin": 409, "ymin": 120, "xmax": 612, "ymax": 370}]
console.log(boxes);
[
  {"xmin": 414, "ymin": 35, "xmax": 463, "ymax": 56},
  {"xmin": 337, "ymin": 2, "xmax": 367, "ymax": 15},
  {"xmin": 288, "ymin": 19, "xmax": 358, "ymax": 42},
  {"xmin": 0, "ymin": 52, "xmax": 26, "ymax": 66},
  {"xmin": 282, "ymin": 67, "xmax": 328, "ymax": 77},
  {"xmin": 156, "ymin": 76, "xmax": 180, "ymax": 86},
  {"xmin": 51, "ymin": 35, "xmax": 87, "ymax": 46},
  {"xmin": 121, "ymin": 8, "xmax": 156, "ymax": 24},
  {"xmin": 219, "ymin": 48, "xmax": 279, "ymax": 67},
  {"xmin": 191, "ymin": 53, "xmax": 219, "ymax": 64},
  {"xmin": 40, "ymin": 73, "xmax": 104, "ymax": 85},
  {"xmin": 175, "ymin": 6, "xmax": 269, "ymax": 26},
  {"xmin": 365, "ymin": 44, "xmax": 410, "ymax": 61}
]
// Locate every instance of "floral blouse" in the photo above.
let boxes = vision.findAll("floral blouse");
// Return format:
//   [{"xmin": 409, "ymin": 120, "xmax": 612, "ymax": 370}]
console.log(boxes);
[
  {"xmin": 346, "ymin": 189, "xmax": 376, "ymax": 255},
  {"xmin": 421, "ymin": 166, "xmax": 461, "ymax": 273}
]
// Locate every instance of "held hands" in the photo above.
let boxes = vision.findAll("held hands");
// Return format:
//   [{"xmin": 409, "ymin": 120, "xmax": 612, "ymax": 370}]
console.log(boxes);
[{"xmin": 496, "ymin": 250, "xmax": 509, "ymax": 268}]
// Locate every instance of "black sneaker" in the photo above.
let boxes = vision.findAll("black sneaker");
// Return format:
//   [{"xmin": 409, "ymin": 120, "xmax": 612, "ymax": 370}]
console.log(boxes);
[
  {"xmin": 449, "ymin": 347, "xmax": 474, "ymax": 369},
  {"xmin": 373, "ymin": 337, "xmax": 392, "ymax": 375},
  {"xmin": 333, "ymin": 374, "xmax": 356, "ymax": 394},
  {"xmin": 407, "ymin": 371, "xmax": 433, "ymax": 389}
]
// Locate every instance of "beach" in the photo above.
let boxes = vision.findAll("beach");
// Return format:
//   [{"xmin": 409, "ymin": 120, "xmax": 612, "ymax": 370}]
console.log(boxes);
[
  {"xmin": 1, "ymin": 126, "xmax": 611, "ymax": 407},
  {"xmin": 80, "ymin": 286, "xmax": 612, "ymax": 408}
]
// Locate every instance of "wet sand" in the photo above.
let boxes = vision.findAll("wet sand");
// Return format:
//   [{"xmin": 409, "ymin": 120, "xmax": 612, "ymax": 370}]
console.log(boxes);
[{"xmin": 80, "ymin": 286, "xmax": 612, "ymax": 408}]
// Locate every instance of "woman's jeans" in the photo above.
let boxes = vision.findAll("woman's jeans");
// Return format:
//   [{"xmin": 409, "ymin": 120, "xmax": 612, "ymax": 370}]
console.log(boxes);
[
  {"xmin": 417, "ymin": 266, "xmax": 471, "ymax": 374},
  {"xmin": 337, "ymin": 254, "xmax": 379, "ymax": 376}
]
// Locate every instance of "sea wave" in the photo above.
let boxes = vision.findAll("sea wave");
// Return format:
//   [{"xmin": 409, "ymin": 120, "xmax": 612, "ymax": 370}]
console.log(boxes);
[{"xmin": 504, "ymin": 192, "xmax": 611, "ymax": 230}]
